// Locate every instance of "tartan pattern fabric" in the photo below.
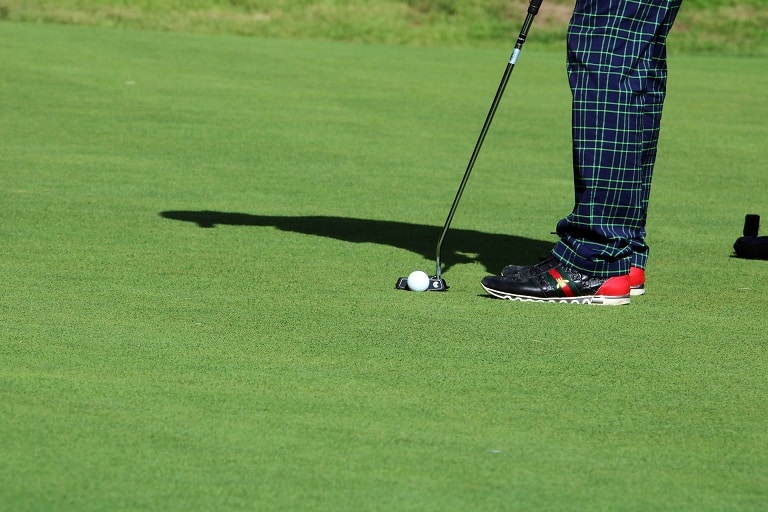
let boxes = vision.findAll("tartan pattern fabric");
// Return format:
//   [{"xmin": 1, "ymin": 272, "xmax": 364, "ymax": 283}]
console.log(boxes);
[{"xmin": 552, "ymin": 0, "xmax": 682, "ymax": 277}]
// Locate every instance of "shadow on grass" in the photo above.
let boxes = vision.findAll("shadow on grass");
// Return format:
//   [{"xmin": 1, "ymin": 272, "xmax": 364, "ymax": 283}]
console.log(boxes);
[{"xmin": 159, "ymin": 210, "xmax": 553, "ymax": 274}]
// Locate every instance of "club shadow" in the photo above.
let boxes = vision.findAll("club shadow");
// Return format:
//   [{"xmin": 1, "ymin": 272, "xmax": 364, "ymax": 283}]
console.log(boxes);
[{"xmin": 159, "ymin": 210, "xmax": 553, "ymax": 274}]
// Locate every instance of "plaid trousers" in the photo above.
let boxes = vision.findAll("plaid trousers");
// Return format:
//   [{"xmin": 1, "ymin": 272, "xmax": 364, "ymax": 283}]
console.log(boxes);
[{"xmin": 552, "ymin": 0, "xmax": 682, "ymax": 276}]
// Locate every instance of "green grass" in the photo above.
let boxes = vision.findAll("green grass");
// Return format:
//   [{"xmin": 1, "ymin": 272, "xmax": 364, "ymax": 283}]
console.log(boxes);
[
  {"xmin": 1, "ymin": 21, "xmax": 767, "ymax": 511},
  {"xmin": 1, "ymin": 0, "xmax": 767, "ymax": 54}
]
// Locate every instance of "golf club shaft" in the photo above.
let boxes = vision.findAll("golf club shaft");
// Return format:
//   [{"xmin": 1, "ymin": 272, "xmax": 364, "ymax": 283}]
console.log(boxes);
[{"xmin": 435, "ymin": 0, "xmax": 543, "ymax": 280}]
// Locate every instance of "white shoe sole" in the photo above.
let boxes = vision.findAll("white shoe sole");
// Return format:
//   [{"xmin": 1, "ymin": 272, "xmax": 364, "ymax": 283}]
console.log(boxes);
[{"xmin": 482, "ymin": 285, "xmax": 631, "ymax": 306}]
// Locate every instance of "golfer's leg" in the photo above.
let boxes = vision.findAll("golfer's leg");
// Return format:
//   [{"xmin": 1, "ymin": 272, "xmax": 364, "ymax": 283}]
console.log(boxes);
[
  {"xmin": 554, "ymin": 0, "xmax": 680, "ymax": 277},
  {"xmin": 630, "ymin": 0, "xmax": 683, "ymax": 270}
]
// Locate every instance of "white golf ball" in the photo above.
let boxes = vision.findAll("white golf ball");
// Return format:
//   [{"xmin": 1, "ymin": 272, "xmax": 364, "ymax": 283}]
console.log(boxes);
[{"xmin": 407, "ymin": 270, "xmax": 430, "ymax": 292}]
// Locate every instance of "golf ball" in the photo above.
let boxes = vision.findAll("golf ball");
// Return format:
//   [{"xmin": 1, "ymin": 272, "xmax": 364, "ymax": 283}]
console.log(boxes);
[{"xmin": 407, "ymin": 270, "xmax": 430, "ymax": 292}]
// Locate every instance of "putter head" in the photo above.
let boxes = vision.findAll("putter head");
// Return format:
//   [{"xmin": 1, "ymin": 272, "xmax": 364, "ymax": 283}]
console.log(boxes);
[{"xmin": 395, "ymin": 276, "xmax": 448, "ymax": 291}]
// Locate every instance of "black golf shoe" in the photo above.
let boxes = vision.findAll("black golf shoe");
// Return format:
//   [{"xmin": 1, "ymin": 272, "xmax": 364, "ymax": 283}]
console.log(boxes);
[
  {"xmin": 482, "ymin": 260, "xmax": 631, "ymax": 305},
  {"xmin": 502, "ymin": 254, "xmax": 647, "ymax": 295},
  {"xmin": 500, "ymin": 254, "xmax": 558, "ymax": 278}
]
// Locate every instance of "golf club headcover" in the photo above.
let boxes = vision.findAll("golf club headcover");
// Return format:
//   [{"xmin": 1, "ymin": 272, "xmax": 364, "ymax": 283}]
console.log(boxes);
[
  {"xmin": 743, "ymin": 214, "xmax": 760, "ymax": 237},
  {"xmin": 733, "ymin": 214, "xmax": 768, "ymax": 260}
]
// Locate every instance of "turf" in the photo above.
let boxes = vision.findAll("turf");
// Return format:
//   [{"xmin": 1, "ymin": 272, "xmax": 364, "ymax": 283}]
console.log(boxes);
[
  {"xmin": 2, "ymin": 0, "xmax": 767, "ymax": 54},
  {"xmin": 1, "ymin": 22, "xmax": 767, "ymax": 511}
]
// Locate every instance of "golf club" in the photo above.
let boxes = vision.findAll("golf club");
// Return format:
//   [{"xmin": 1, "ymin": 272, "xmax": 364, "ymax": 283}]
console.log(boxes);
[{"xmin": 396, "ymin": 0, "xmax": 544, "ymax": 292}]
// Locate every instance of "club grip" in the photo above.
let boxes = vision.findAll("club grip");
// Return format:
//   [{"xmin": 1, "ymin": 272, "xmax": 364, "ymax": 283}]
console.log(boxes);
[{"xmin": 528, "ymin": 0, "xmax": 543, "ymax": 15}]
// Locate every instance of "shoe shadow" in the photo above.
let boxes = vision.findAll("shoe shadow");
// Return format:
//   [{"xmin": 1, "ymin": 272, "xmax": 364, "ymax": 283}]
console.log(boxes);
[{"xmin": 159, "ymin": 210, "xmax": 553, "ymax": 274}]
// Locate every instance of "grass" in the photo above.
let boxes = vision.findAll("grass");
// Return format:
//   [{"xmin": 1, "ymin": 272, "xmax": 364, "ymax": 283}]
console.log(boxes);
[
  {"xmin": 0, "ymin": 0, "xmax": 766, "ymax": 54},
  {"xmin": 1, "ymin": 20, "xmax": 767, "ymax": 511}
]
